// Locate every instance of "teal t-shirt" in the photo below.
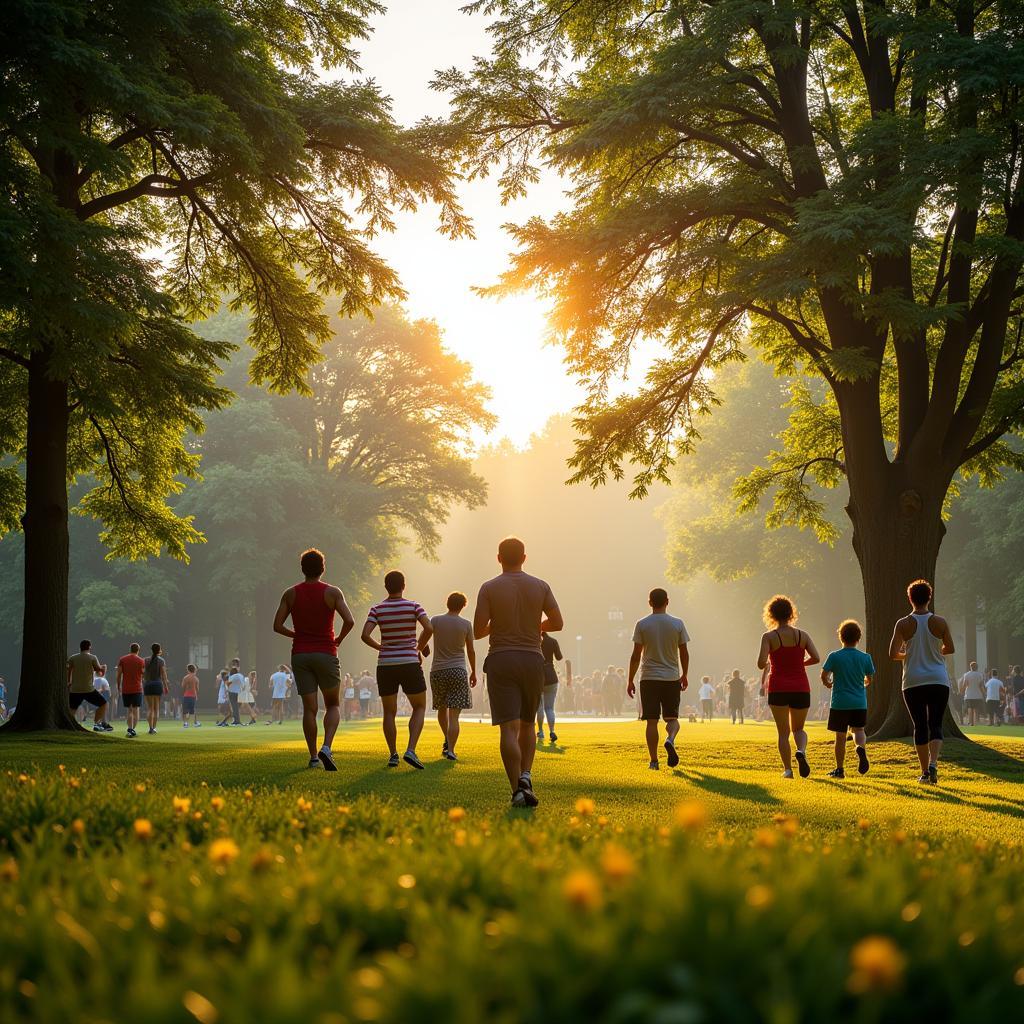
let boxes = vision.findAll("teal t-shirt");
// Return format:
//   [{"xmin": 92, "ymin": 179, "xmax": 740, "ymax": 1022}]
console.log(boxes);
[{"xmin": 822, "ymin": 647, "xmax": 875, "ymax": 710}]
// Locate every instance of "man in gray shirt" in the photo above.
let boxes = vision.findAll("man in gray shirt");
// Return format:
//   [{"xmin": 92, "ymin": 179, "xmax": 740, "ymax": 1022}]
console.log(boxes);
[
  {"xmin": 627, "ymin": 588, "xmax": 690, "ymax": 770},
  {"xmin": 474, "ymin": 536, "xmax": 563, "ymax": 808}
]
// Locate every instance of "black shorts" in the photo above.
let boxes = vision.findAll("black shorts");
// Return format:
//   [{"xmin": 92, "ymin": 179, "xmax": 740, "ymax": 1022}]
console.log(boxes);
[
  {"xmin": 966, "ymin": 697, "xmax": 985, "ymax": 712},
  {"xmin": 69, "ymin": 690, "xmax": 107, "ymax": 709},
  {"xmin": 484, "ymin": 650, "xmax": 544, "ymax": 725},
  {"xmin": 143, "ymin": 682, "xmax": 164, "ymax": 698},
  {"xmin": 122, "ymin": 692, "xmax": 143, "ymax": 708},
  {"xmin": 640, "ymin": 679, "xmax": 681, "ymax": 721},
  {"xmin": 376, "ymin": 662, "xmax": 427, "ymax": 698},
  {"xmin": 767, "ymin": 691, "xmax": 811, "ymax": 709},
  {"xmin": 827, "ymin": 707, "xmax": 867, "ymax": 732},
  {"xmin": 182, "ymin": 697, "xmax": 197, "ymax": 715}
]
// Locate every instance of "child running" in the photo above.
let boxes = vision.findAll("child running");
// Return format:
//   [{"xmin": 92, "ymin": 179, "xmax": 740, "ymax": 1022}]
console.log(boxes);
[
  {"xmin": 820, "ymin": 620, "xmax": 873, "ymax": 778},
  {"xmin": 181, "ymin": 665, "xmax": 201, "ymax": 728}
]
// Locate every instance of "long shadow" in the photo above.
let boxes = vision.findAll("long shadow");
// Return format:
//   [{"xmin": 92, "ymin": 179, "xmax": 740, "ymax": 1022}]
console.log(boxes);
[
  {"xmin": 535, "ymin": 744, "xmax": 567, "ymax": 756},
  {"xmin": 940, "ymin": 738, "xmax": 1024, "ymax": 781},
  {"xmin": 675, "ymin": 768, "xmax": 782, "ymax": 807},
  {"xmin": 868, "ymin": 778, "xmax": 1024, "ymax": 819}
]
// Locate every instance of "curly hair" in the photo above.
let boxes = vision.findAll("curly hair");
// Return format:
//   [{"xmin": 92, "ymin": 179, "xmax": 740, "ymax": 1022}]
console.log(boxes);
[{"xmin": 763, "ymin": 595, "xmax": 797, "ymax": 628}]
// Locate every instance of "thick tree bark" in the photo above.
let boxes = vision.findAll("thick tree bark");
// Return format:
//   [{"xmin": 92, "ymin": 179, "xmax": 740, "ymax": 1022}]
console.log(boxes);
[
  {"xmin": 848, "ymin": 479, "xmax": 966, "ymax": 741},
  {"xmin": 2, "ymin": 349, "xmax": 81, "ymax": 732}
]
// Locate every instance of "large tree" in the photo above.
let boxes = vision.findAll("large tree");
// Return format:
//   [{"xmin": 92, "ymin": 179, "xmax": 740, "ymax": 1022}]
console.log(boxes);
[
  {"xmin": 444, "ymin": 0, "xmax": 1024, "ymax": 736},
  {"xmin": 0, "ymin": 0, "xmax": 467, "ymax": 730}
]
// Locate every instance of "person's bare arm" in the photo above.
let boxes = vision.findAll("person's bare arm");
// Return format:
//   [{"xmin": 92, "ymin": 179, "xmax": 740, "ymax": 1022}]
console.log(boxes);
[
  {"xmin": 541, "ymin": 590, "xmax": 564, "ymax": 633},
  {"xmin": 273, "ymin": 589, "xmax": 295, "ymax": 639},
  {"xmin": 889, "ymin": 619, "xmax": 908, "ymax": 661},
  {"xmin": 473, "ymin": 588, "xmax": 491, "ymax": 640},
  {"xmin": 679, "ymin": 643, "xmax": 689, "ymax": 689},
  {"xmin": 756, "ymin": 633, "xmax": 771, "ymax": 671},
  {"xmin": 466, "ymin": 631, "xmax": 477, "ymax": 685},
  {"xmin": 116, "ymin": 662, "xmax": 123, "ymax": 695},
  {"xmin": 627, "ymin": 642, "xmax": 643, "ymax": 698},
  {"xmin": 934, "ymin": 615, "xmax": 955, "ymax": 656},
  {"xmin": 416, "ymin": 612, "xmax": 433, "ymax": 653},
  {"xmin": 864, "ymin": 672, "xmax": 873, "ymax": 689},
  {"xmin": 66, "ymin": 661, "xmax": 73, "ymax": 688},
  {"xmin": 820, "ymin": 668, "xmax": 832, "ymax": 689},
  {"xmin": 360, "ymin": 618, "xmax": 382, "ymax": 652},
  {"xmin": 333, "ymin": 589, "xmax": 355, "ymax": 643},
  {"xmin": 802, "ymin": 634, "xmax": 821, "ymax": 667}
]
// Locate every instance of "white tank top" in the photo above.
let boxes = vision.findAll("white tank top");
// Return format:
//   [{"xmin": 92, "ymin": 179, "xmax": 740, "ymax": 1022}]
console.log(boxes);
[{"xmin": 902, "ymin": 612, "xmax": 949, "ymax": 690}]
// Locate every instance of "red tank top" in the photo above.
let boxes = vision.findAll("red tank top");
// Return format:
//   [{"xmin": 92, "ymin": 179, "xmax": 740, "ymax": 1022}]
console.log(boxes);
[
  {"xmin": 767, "ymin": 630, "xmax": 809, "ymax": 692},
  {"xmin": 291, "ymin": 581, "xmax": 337, "ymax": 655}
]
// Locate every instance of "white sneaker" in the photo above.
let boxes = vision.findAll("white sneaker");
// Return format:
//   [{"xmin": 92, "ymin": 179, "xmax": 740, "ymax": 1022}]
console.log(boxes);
[{"xmin": 782, "ymin": 769, "xmax": 794, "ymax": 779}]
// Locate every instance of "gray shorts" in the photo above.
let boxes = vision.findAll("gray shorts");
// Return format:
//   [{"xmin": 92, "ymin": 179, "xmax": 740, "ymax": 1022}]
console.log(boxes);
[
  {"xmin": 484, "ymin": 650, "xmax": 544, "ymax": 725},
  {"xmin": 291, "ymin": 652, "xmax": 341, "ymax": 697}
]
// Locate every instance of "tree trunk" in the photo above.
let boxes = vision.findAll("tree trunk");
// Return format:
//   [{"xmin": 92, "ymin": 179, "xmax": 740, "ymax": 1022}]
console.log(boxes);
[
  {"xmin": 848, "ymin": 483, "xmax": 966, "ymax": 741},
  {"xmin": 3, "ymin": 349, "xmax": 80, "ymax": 733}
]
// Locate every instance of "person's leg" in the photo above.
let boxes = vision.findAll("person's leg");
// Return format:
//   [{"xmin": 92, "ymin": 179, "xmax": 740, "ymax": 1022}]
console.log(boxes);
[
  {"xmin": 437, "ymin": 706, "xmax": 449, "ymax": 746},
  {"xmin": 645, "ymin": 719, "xmax": 660, "ymax": 762},
  {"xmin": 518, "ymin": 718, "xmax": 537, "ymax": 776},
  {"xmin": 791, "ymin": 707, "xmax": 808, "ymax": 754},
  {"xmin": 448, "ymin": 708, "xmax": 462, "ymax": 753},
  {"xmin": 770, "ymin": 704, "xmax": 792, "ymax": 773},
  {"xmin": 926, "ymin": 686, "xmax": 948, "ymax": 773},
  {"xmin": 903, "ymin": 688, "xmax": 931, "ymax": 774},
  {"xmin": 536, "ymin": 699, "xmax": 545, "ymax": 738},
  {"xmin": 739, "ymin": 704, "xmax": 745, "ymax": 725},
  {"xmin": 301, "ymin": 692, "xmax": 319, "ymax": 758},
  {"xmin": 321, "ymin": 687, "xmax": 341, "ymax": 751},
  {"xmin": 833, "ymin": 731, "xmax": 845, "ymax": 770},
  {"xmin": 381, "ymin": 694, "xmax": 398, "ymax": 756},
  {"xmin": 498, "ymin": 720, "xmax": 522, "ymax": 792},
  {"xmin": 229, "ymin": 692, "xmax": 240, "ymax": 724},
  {"xmin": 406, "ymin": 691, "xmax": 426, "ymax": 754}
]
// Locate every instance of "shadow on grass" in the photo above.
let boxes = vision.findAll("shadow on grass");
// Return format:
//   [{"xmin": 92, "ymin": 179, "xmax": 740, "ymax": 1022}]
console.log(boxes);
[
  {"xmin": 674, "ymin": 768, "xmax": 782, "ymax": 807},
  {"xmin": 535, "ymin": 744, "xmax": 567, "ymax": 756},
  {"xmin": 941, "ymin": 738, "xmax": 1024, "ymax": 781}
]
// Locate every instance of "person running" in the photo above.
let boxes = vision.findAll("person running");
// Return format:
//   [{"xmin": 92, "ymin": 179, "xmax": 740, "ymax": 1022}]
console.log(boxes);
[
  {"xmin": 820, "ymin": 619, "xmax": 873, "ymax": 778},
  {"xmin": 475, "ymin": 537, "xmax": 563, "ymax": 806},
  {"xmin": 226, "ymin": 662, "xmax": 245, "ymax": 726},
  {"xmin": 361, "ymin": 571, "xmax": 432, "ymax": 770},
  {"xmin": 67, "ymin": 640, "xmax": 106, "ymax": 728},
  {"xmin": 116, "ymin": 643, "xmax": 145, "ymax": 737},
  {"xmin": 181, "ymin": 665, "xmax": 201, "ymax": 728},
  {"xmin": 142, "ymin": 644, "xmax": 169, "ymax": 734},
  {"xmin": 698, "ymin": 676, "xmax": 714, "ymax": 721},
  {"xmin": 985, "ymin": 669, "xmax": 1005, "ymax": 726},
  {"xmin": 92, "ymin": 664, "xmax": 113, "ymax": 732},
  {"xmin": 959, "ymin": 661, "xmax": 985, "ymax": 726},
  {"xmin": 238, "ymin": 670, "xmax": 258, "ymax": 724},
  {"xmin": 536, "ymin": 633, "xmax": 564, "ymax": 743},
  {"xmin": 889, "ymin": 579, "xmax": 955, "ymax": 784},
  {"xmin": 627, "ymin": 588, "xmax": 690, "ymax": 770},
  {"xmin": 273, "ymin": 547, "xmax": 355, "ymax": 770},
  {"xmin": 757, "ymin": 596, "xmax": 820, "ymax": 779},
  {"xmin": 727, "ymin": 669, "xmax": 746, "ymax": 724},
  {"xmin": 269, "ymin": 664, "xmax": 290, "ymax": 725},
  {"xmin": 429, "ymin": 591, "xmax": 476, "ymax": 761}
]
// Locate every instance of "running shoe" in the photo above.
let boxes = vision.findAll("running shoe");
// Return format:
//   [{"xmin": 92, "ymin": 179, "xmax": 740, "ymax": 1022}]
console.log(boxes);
[
  {"xmin": 102, "ymin": 722, "xmax": 113, "ymax": 731},
  {"xmin": 537, "ymin": 730, "xmax": 544, "ymax": 742},
  {"xmin": 127, "ymin": 728, "xmax": 136, "ymax": 737},
  {"xmin": 443, "ymin": 749, "xmax": 457, "ymax": 761},
  {"xmin": 664, "ymin": 738, "xmax": 679, "ymax": 768},
  {"xmin": 549, "ymin": 732, "xmax": 557, "ymax": 743},
  {"xmin": 782, "ymin": 768, "xmax": 794, "ymax": 778},
  {"xmin": 387, "ymin": 753, "xmax": 400, "ymax": 768},
  {"xmin": 318, "ymin": 748, "xmax": 338, "ymax": 772},
  {"xmin": 795, "ymin": 750, "xmax": 810, "ymax": 778},
  {"xmin": 403, "ymin": 751, "xmax": 425, "ymax": 770},
  {"xmin": 826, "ymin": 767, "xmax": 845, "ymax": 779},
  {"xmin": 148, "ymin": 728, "xmax": 156, "ymax": 735},
  {"xmin": 442, "ymin": 739, "xmax": 449, "ymax": 754},
  {"xmin": 648, "ymin": 761, "xmax": 659, "ymax": 770},
  {"xmin": 194, "ymin": 723, "xmax": 201, "ymax": 728},
  {"xmin": 518, "ymin": 774, "xmax": 534, "ymax": 794},
  {"xmin": 928, "ymin": 763, "xmax": 938, "ymax": 785},
  {"xmin": 183, "ymin": 723, "xmax": 189, "ymax": 728},
  {"xmin": 517, "ymin": 784, "xmax": 539, "ymax": 807},
  {"xmin": 856, "ymin": 746, "xmax": 870, "ymax": 775},
  {"xmin": 511, "ymin": 789, "xmax": 528, "ymax": 808},
  {"xmin": 918, "ymin": 772, "xmax": 931, "ymax": 784},
  {"xmin": 308, "ymin": 757, "xmax": 319, "ymax": 769},
  {"xmin": 93, "ymin": 725, "xmax": 105, "ymax": 732}
]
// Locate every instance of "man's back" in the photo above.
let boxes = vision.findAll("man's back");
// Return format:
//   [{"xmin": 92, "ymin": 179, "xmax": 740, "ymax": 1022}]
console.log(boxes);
[
  {"xmin": 477, "ymin": 571, "xmax": 554, "ymax": 652},
  {"xmin": 68, "ymin": 651, "xmax": 99, "ymax": 692},
  {"xmin": 962, "ymin": 670, "xmax": 985, "ymax": 697},
  {"xmin": 633, "ymin": 612, "xmax": 690, "ymax": 681}
]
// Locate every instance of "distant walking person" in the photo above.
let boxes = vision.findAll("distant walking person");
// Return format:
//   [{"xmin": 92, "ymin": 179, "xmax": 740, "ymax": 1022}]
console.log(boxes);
[
  {"xmin": 269, "ymin": 664, "xmax": 290, "ymax": 725},
  {"xmin": 239, "ymin": 671, "xmax": 258, "ymax": 724},
  {"xmin": 273, "ymin": 548, "xmax": 355, "ymax": 770},
  {"xmin": 536, "ymin": 633, "xmax": 564, "ymax": 743},
  {"xmin": 959, "ymin": 661, "xmax": 985, "ymax": 726},
  {"xmin": 215, "ymin": 671, "xmax": 231, "ymax": 726},
  {"xmin": 429, "ymin": 591, "xmax": 476, "ymax": 761},
  {"xmin": 361, "ymin": 571, "xmax": 432, "ymax": 770},
  {"xmin": 698, "ymin": 676, "xmax": 714, "ymax": 721},
  {"xmin": 985, "ymin": 670, "xmax": 1005, "ymax": 726},
  {"xmin": 67, "ymin": 640, "xmax": 106, "ymax": 729},
  {"xmin": 727, "ymin": 670, "xmax": 746, "ymax": 724},
  {"xmin": 821, "ymin": 620, "xmax": 873, "ymax": 778},
  {"xmin": 116, "ymin": 643, "xmax": 145, "ymax": 737},
  {"xmin": 143, "ymin": 644, "xmax": 169, "ymax": 735},
  {"xmin": 92, "ymin": 664, "xmax": 113, "ymax": 732},
  {"xmin": 757, "ymin": 596, "xmax": 820, "ymax": 778},
  {"xmin": 226, "ymin": 662, "xmax": 245, "ymax": 726},
  {"xmin": 181, "ymin": 665, "xmax": 201, "ymax": 728},
  {"xmin": 627, "ymin": 588, "xmax": 690, "ymax": 770},
  {"xmin": 475, "ymin": 537, "xmax": 563, "ymax": 807},
  {"xmin": 889, "ymin": 579, "xmax": 954, "ymax": 784}
]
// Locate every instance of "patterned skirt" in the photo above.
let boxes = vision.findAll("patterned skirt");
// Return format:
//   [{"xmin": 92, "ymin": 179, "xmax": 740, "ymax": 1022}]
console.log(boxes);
[{"xmin": 430, "ymin": 666, "xmax": 472, "ymax": 710}]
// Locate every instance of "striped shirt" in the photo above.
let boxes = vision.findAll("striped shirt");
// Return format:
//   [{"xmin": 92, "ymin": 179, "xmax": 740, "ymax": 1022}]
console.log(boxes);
[{"xmin": 366, "ymin": 597, "xmax": 426, "ymax": 666}]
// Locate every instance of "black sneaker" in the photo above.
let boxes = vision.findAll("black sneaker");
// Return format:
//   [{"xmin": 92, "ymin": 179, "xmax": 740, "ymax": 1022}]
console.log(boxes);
[
  {"xmin": 102, "ymin": 722, "xmax": 114, "ymax": 732},
  {"xmin": 928, "ymin": 763, "xmax": 938, "ymax": 785},
  {"xmin": 126, "ymin": 728, "xmax": 136, "ymax": 737},
  {"xmin": 517, "ymin": 784, "xmax": 539, "ymax": 807},
  {"xmin": 318, "ymin": 749, "xmax": 338, "ymax": 772},
  {"xmin": 536, "ymin": 730, "xmax": 544, "ymax": 742},
  {"xmin": 443, "ymin": 749, "xmax": 457, "ymax": 761},
  {"xmin": 518, "ymin": 774, "xmax": 534, "ymax": 794},
  {"xmin": 549, "ymin": 731, "xmax": 557, "ymax": 743},
  {"xmin": 795, "ymin": 750, "xmax": 810, "ymax": 778},
  {"xmin": 442, "ymin": 739, "xmax": 449, "ymax": 754},
  {"xmin": 93, "ymin": 725, "xmax": 105, "ymax": 732},
  {"xmin": 918, "ymin": 772, "xmax": 931, "ymax": 784},
  {"xmin": 403, "ymin": 751, "xmax": 425, "ymax": 770},
  {"xmin": 511, "ymin": 789, "xmax": 528, "ymax": 808},
  {"xmin": 148, "ymin": 728, "xmax": 156, "ymax": 735},
  {"xmin": 387, "ymin": 753, "xmax": 400, "ymax": 768},
  {"xmin": 827, "ymin": 767, "xmax": 845, "ymax": 779},
  {"xmin": 308, "ymin": 757, "xmax": 320, "ymax": 769},
  {"xmin": 856, "ymin": 746, "xmax": 870, "ymax": 775},
  {"xmin": 664, "ymin": 738, "xmax": 679, "ymax": 768}
]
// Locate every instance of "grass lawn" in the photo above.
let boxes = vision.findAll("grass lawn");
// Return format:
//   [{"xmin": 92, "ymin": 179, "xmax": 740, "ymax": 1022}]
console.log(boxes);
[{"xmin": 0, "ymin": 718, "xmax": 1022, "ymax": 1022}]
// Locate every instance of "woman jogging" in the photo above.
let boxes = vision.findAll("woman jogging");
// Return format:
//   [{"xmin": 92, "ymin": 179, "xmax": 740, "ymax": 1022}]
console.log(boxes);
[
  {"xmin": 143, "ymin": 643, "xmax": 169, "ymax": 735},
  {"xmin": 889, "ymin": 579, "xmax": 954, "ymax": 784},
  {"xmin": 239, "ymin": 670, "xmax": 259, "ymax": 724},
  {"xmin": 757, "ymin": 596, "xmax": 820, "ymax": 778}
]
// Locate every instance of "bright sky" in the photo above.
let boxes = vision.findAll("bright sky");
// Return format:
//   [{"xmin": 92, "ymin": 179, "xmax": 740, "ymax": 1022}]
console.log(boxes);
[{"xmin": 357, "ymin": 2, "xmax": 582, "ymax": 445}]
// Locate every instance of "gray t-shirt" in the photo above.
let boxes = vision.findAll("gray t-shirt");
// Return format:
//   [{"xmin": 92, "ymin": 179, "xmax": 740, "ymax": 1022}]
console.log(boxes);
[
  {"xmin": 430, "ymin": 614, "xmax": 472, "ymax": 672},
  {"xmin": 476, "ymin": 571, "xmax": 558, "ymax": 654},
  {"xmin": 632, "ymin": 613, "xmax": 691, "ymax": 682}
]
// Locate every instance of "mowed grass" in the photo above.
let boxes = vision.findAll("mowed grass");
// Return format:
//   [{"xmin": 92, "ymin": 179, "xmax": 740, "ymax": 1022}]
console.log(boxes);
[{"xmin": 0, "ymin": 719, "xmax": 1022, "ymax": 1023}]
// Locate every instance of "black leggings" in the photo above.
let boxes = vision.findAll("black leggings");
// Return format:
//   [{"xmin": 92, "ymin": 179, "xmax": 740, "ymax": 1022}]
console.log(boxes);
[{"xmin": 903, "ymin": 684, "xmax": 949, "ymax": 745}]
